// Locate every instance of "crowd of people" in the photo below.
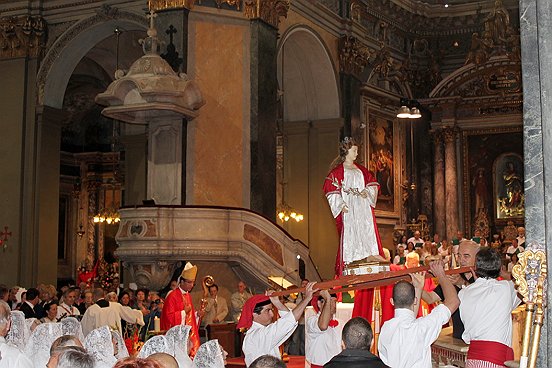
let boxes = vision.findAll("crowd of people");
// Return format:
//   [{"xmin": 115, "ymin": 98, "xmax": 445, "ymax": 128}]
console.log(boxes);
[
  {"xmin": 0, "ymin": 263, "xmax": 251, "ymax": 368},
  {"xmin": 392, "ymin": 227, "xmax": 525, "ymax": 277},
  {"xmin": 1, "ymin": 228, "xmax": 524, "ymax": 368}
]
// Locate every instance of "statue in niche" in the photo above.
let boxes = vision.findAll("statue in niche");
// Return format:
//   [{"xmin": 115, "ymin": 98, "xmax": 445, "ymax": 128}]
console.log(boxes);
[
  {"xmin": 323, "ymin": 137, "xmax": 385, "ymax": 276},
  {"xmin": 472, "ymin": 167, "xmax": 488, "ymax": 215},
  {"xmin": 499, "ymin": 161, "xmax": 524, "ymax": 216},
  {"xmin": 484, "ymin": 0, "xmax": 510, "ymax": 49}
]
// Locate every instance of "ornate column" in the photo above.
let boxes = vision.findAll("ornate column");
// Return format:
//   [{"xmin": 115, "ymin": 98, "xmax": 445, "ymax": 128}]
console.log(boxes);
[
  {"xmin": 432, "ymin": 129, "xmax": 446, "ymax": 238},
  {"xmin": 338, "ymin": 35, "xmax": 371, "ymax": 136},
  {"xmin": 519, "ymin": 0, "xmax": 552, "ymax": 364},
  {"xmin": 245, "ymin": 0, "xmax": 289, "ymax": 218},
  {"xmin": 443, "ymin": 127, "xmax": 459, "ymax": 241}
]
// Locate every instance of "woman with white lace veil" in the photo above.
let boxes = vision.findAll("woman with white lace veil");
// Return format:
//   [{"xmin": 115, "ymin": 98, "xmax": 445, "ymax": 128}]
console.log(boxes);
[
  {"xmin": 112, "ymin": 329, "xmax": 130, "ymax": 360},
  {"xmin": 60, "ymin": 316, "xmax": 85, "ymax": 343},
  {"xmin": 24, "ymin": 321, "xmax": 63, "ymax": 368},
  {"xmin": 192, "ymin": 340, "xmax": 227, "ymax": 368},
  {"xmin": 137, "ymin": 335, "xmax": 170, "ymax": 358},
  {"xmin": 166, "ymin": 325, "xmax": 193, "ymax": 368},
  {"xmin": 6, "ymin": 311, "xmax": 30, "ymax": 351},
  {"xmin": 84, "ymin": 325, "xmax": 117, "ymax": 368}
]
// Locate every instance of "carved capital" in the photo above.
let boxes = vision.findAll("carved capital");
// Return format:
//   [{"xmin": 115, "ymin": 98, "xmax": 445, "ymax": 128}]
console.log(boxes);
[
  {"xmin": 442, "ymin": 127, "xmax": 458, "ymax": 143},
  {"xmin": 430, "ymin": 129, "xmax": 444, "ymax": 144},
  {"xmin": 0, "ymin": 15, "xmax": 47, "ymax": 60},
  {"xmin": 148, "ymin": 0, "xmax": 197, "ymax": 11},
  {"xmin": 244, "ymin": 0, "xmax": 290, "ymax": 28},
  {"xmin": 339, "ymin": 35, "xmax": 371, "ymax": 77}
]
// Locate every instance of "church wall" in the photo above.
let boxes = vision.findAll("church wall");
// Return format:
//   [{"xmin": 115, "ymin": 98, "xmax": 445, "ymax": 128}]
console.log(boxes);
[
  {"xmin": 186, "ymin": 12, "xmax": 250, "ymax": 208},
  {"xmin": 0, "ymin": 59, "xmax": 26, "ymax": 286}
]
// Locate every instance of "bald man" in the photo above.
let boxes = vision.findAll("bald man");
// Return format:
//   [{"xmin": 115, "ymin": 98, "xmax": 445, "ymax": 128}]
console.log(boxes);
[
  {"xmin": 149, "ymin": 353, "xmax": 179, "ymax": 368},
  {"xmin": 378, "ymin": 261, "xmax": 459, "ymax": 368},
  {"xmin": 422, "ymin": 239, "xmax": 480, "ymax": 339}
]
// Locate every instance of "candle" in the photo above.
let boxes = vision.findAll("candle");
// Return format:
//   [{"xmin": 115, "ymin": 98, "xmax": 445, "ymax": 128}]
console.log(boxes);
[{"xmin": 154, "ymin": 316, "xmax": 160, "ymax": 332}]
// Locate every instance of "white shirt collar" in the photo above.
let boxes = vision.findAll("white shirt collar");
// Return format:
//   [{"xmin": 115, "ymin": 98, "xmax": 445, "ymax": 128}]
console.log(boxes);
[{"xmin": 25, "ymin": 300, "xmax": 35, "ymax": 309}]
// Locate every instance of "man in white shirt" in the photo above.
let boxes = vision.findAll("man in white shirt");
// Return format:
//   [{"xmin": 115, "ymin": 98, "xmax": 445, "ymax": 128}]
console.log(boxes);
[
  {"xmin": 0, "ymin": 300, "xmax": 33, "ymax": 368},
  {"xmin": 239, "ymin": 282, "xmax": 316, "ymax": 366},
  {"xmin": 56, "ymin": 288, "xmax": 80, "ymax": 320},
  {"xmin": 231, "ymin": 281, "xmax": 252, "ymax": 322},
  {"xmin": 407, "ymin": 230, "xmax": 424, "ymax": 248},
  {"xmin": 305, "ymin": 290, "xmax": 341, "ymax": 368},
  {"xmin": 203, "ymin": 284, "xmax": 228, "ymax": 325},
  {"xmin": 378, "ymin": 261, "xmax": 459, "ymax": 368},
  {"xmin": 459, "ymin": 247, "xmax": 521, "ymax": 367},
  {"xmin": 506, "ymin": 238, "xmax": 524, "ymax": 260}
]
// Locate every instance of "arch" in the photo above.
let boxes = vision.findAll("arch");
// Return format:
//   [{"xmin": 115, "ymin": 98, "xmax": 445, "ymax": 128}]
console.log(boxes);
[
  {"xmin": 277, "ymin": 26, "xmax": 340, "ymax": 122},
  {"xmin": 38, "ymin": 9, "xmax": 147, "ymax": 108},
  {"xmin": 429, "ymin": 56, "xmax": 521, "ymax": 98}
]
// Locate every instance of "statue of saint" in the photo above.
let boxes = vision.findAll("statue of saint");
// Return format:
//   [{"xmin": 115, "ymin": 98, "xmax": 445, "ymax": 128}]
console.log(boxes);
[{"xmin": 323, "ymin": 137, "xmax": 385, "ymax": 276}]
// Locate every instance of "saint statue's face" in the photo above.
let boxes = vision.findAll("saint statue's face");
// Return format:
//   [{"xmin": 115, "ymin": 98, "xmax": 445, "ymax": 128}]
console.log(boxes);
[{"xmin": 345, "ymin": 145, "xmax": 358, "ymax": 162}]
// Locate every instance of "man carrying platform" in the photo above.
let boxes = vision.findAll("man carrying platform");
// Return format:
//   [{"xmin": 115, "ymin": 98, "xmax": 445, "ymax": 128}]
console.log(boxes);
[
  {"xmin": 378, "ymin": 261, "xmax": 459, "ymax": 368},
  {"xmin": 305, "ymin": 290, "xmax": 341, "ymax": 368},
  {"xmin": 422, "ymin": 240, "xmax": 479, "ymax": 339},
  {"xmin": 160, "ymin": 262, "xmax": 202, "ymax": 356},
  {"xmin": 459, "ymin": 247, "xmax": 521, "ymax": 367},
  {"xmin": 238, "ymin": 282, "xmax": 317, "ymax": 366}
]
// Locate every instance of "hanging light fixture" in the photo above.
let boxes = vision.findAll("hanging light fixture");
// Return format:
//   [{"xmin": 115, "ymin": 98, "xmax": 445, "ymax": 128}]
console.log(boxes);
[
  {"xmin": 397, "ymin": 105, "xmax": 411, "ymax": 118},
  {"xmin": 397, "ymin": 98, "xmax": 422, "ymax": 119}
]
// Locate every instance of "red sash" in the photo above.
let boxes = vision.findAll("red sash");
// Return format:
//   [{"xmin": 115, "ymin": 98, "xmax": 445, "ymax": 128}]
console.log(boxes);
[{"xmin": 467, "ymin": 340, "xmax": 514, "ymax": 366}]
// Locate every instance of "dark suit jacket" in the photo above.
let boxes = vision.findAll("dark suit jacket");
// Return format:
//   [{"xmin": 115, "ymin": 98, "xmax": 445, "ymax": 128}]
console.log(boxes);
[
  {"xmin": 19, "ymin": 302, "xmax": 37, "ymax": 319},
  {"xmin": 324, "ymin": 349, "xmax": 389, "ymax": 368}
]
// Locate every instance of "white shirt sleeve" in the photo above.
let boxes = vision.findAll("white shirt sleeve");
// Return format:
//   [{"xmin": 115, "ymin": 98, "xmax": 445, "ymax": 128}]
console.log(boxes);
[
  {"xmin": 326, "ymin": 192, "xmax": 346, "ymax": 218},
  {"xmin": 417, "ymin": 304, "xmax": 451, "ymax": 346}
]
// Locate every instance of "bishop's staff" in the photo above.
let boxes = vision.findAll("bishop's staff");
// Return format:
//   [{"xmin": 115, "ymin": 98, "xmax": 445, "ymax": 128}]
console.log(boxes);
[{"xmin": 512, "ymin": 241, "xmax": 547, "ymax": 368}]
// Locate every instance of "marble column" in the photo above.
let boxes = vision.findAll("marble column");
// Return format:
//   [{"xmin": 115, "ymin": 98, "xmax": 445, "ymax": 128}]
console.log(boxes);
[
  {"xmin": 249, "ymin": 20, "xmax": 278, "ymax": 219},
  {"xmin": 433, "ymin": 130, "xmax": 446, "ymax": 238},
  {"xmin": 443, "ymin": 128, "xmax": 459, "ymax": 241},
  {"xmin": 519, "ymin": 0, "xmax": 552, "ymax": 365}
]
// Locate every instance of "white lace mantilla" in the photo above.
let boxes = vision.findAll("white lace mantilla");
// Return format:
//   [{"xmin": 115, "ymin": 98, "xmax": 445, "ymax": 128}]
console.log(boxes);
[
  {"xmin": 84, "ymin": 326, "xmax": 116, "ymax": 368},
  {"xmin": 24, "ymin": 322, "xmax": 63, "ymax": 368},
  {"xmin": 166, "ymin": 325, "xmax": 193, "ymax": 368},
  {"xmin": 192, "ymin": 340, "xmax": 225, "ymax": 368}
]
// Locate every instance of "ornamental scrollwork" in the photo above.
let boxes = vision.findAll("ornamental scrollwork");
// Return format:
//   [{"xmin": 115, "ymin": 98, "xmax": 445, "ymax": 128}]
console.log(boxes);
[
  {"xmin": 244, "ymin": 0, "xmax": 290, "ymax": 28},
  {"xmin": 0, "ymin": 15, "xmax": 47, "ymax": 60}
]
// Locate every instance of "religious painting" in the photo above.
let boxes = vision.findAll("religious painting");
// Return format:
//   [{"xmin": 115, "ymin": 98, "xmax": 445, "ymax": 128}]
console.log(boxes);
[
  {"xmin": 462, "ymin": 128, "xmax": 523, "ymax": 235},
  {"xmin": 366, "ymin": 114, "xmax": 397, "ymax": 214},
  {"xmin": 493, "ymin": 153, "xmax": 524, "ymax": 219}
]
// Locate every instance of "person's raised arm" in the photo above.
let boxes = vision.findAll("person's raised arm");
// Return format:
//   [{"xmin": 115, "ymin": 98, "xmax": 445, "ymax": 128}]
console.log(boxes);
[
  {"xmin": 291, "ymin": 282, "xmax": 318, "ymax": 321},
  {"xmin": 410, "ymin": 272, "xmax": 426, "ymax": 314},
  {"xmin": 429, "ymin": 260, "xmax": 460, "ymax": 314},
  {"xmin": 317, "ymin": 290, "xmax": 332, "ymax": 331}
]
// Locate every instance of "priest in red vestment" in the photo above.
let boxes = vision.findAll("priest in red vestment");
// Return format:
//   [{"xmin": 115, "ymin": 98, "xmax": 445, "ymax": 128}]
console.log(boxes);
[{"xmin": 160, "ymin": 262, "xmax": 201, "ymax": 356}]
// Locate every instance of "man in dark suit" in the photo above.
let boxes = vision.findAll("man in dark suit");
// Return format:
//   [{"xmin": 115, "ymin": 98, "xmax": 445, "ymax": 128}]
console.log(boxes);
[
  {"xmin": 324, "ymin": 317, "xmax": 388, "ymax": 368},
  {"xmin": 20, "ymin": 288, "xmax": 40, "ymax": 319}
]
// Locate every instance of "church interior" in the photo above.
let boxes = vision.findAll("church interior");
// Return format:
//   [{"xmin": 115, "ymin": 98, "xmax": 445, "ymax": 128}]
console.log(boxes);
[{"xmin": 2, "ymin": 0, "xmax": 551, "ymax": 364}]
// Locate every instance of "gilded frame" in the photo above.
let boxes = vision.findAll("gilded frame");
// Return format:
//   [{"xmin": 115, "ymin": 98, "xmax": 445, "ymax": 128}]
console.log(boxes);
[
  {"xmin": 362, "ymin": 100, "xmax": 401, "ymax": 219},
  {"xmin": 461, "ymin": 126, "xmax": 523, "ymax": 233}
]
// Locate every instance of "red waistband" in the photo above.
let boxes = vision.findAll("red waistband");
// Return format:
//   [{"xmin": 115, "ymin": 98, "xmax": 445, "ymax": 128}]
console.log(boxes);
[{"xmin": 468, "ymin": 340, "xmax": 514, "ymax": 366}]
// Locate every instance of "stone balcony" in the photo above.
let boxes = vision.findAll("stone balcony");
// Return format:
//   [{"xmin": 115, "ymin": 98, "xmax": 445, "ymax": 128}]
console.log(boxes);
[{"xmin": 115, "ymin": 206, "xmax": 320, "ymax": 291}]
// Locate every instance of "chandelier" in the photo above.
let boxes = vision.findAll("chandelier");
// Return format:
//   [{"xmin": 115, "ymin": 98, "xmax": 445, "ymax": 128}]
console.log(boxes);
[
  {"xmin": 277, "ymin": 201, "xmax": 304, "ymax": 223},
  {"xmin": 93, "ymin": 206, "xmax": 120, "ymax": 224}
]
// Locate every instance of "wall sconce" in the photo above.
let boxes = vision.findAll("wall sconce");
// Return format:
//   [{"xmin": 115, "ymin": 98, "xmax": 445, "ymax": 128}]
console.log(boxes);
[{"xmin": 397, "ymin": 98, "xmax": 422, "ymax": 119}]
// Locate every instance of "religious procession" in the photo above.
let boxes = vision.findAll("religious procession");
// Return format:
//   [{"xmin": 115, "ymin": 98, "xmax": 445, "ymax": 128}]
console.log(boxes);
[{"xmin": 1, "ymin": 0, "xmax": 549, "ymax": 368}]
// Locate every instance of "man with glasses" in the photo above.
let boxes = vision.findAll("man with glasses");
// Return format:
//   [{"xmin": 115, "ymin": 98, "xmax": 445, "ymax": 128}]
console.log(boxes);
[{"xmin": 238, "ymin": 282, "xmax": 317, "ymax": 366}]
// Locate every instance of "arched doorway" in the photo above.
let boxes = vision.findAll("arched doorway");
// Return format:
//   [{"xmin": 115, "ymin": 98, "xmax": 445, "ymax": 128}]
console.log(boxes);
[{"xmin": 277, "ymin": 27, "xmax": 341, "ymax": 279}]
